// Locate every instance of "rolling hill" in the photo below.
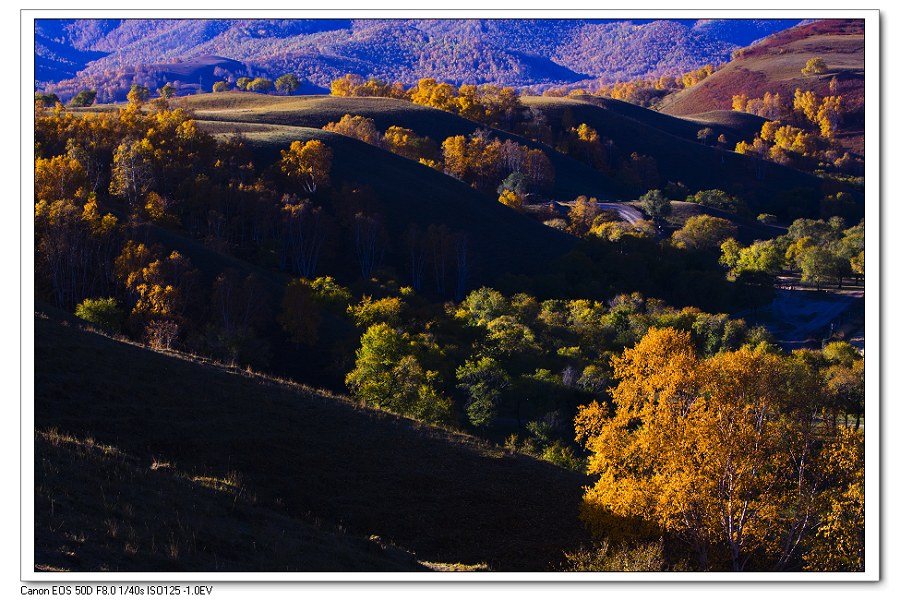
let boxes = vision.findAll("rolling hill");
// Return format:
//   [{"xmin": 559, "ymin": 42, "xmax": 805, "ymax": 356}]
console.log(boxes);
[
  {"xmin": 176, "ymin": 91, "xmax": 859, "ymax": 222},
  {"xmin": 34, "ymin": 308, "xmax": 593, "ymax": 571},
  {"xmin": 658, "ymin": 19, "xmax": 865, "ymax": 156},
  {"xmin": 520, "ymin": 95, "xmax": 859, "ymax": 220},
  {"xmin": 176, "ymin": 91, "xmax": 624, "ymax": 200}
]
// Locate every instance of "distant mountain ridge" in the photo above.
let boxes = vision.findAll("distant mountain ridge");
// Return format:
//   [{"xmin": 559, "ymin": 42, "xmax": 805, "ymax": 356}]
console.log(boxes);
[{"xmin": 35, "ymin": 18, "xmax": 802, "ymax": 101}]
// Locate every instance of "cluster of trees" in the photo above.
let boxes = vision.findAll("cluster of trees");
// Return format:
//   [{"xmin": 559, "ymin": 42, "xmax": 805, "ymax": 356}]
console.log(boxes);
[
  {"xmin": 321, "ymin": 114, "xmax": 441, "ymax": 166},
  {"xmin": 41, "ymin": 70, "xmax": 304, "ymax": 106},
  {"xmin": 720, "ymin": 216, "xmax": 864, "ymax": 290},
  {"xmin": 528, "ymin": 119, "xmax": 662, "ymax": 195},
  {"xmin": 36, "ymin": 96, "xmax": 503, "ymax": 367},
  {"xmin": 553, "ymin": 189, "xmax": 738, "ymax": 253},
  {"xmin": 441, "ymin": 132, "xmax": 555, "ymax": 197},
  {"xmin": 546, "ymin": 63, "xmax": 718, "ymax": 107},
  {"xmin": 732, "ymin": 86, "xmax": 857, "ymax": 175},
  {"xmin": 575, "ymin": 326, "xmax": 863, "ymax": 571},
  {"xmin": 39, "ymin": 60, "xmax": 216, "ymax": 105},
  {"xmin": 329, "ymin": 73, "xmax": 409, "ymax": 99},
  {"xmin": 320, "ymin": 113, "xmax": 555, "ymax": 204},
  {"xmin": 212, "ymin": 74, "xmax": 302, "ymax": 95},
  {"xmin": 342, "ymin": 284, "xmax": 777, "ymax": 460},
  {"xmin": 329, "ymin": 74, "xmax": 523, "ymax": 129},
  {"xmin": 732, "ymin": 87, "xmax": 846, "ymax": 138}
]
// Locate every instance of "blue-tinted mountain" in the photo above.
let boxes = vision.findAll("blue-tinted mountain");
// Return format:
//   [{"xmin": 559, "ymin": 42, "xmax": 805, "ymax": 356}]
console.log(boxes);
[{"xmin": 35, "ymin": 18, "xmax": 801, "ymax": 102}]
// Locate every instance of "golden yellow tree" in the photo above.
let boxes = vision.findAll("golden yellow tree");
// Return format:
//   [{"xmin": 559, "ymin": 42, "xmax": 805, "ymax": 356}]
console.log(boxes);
[
  {"xmin": 280, "ymin": 139, "xmax": 333, "ymax": 194},
  {"xmin": 322, "ymin": 114, "xmax": 383, "ymax": 147},
  {"xmin": 498, "ymin": 189, "xmax": 524, "ymax": 211},
  {"xmin": 575, "ymin": 328, "xmax": 850, "ymax": 571},
  {"xmin": 34, "ymin": 155, "xmax": 88, "ymax": 203},
  {"xmin": 804, "ymin": 427, "xmax": 865, "ymax": 571}
]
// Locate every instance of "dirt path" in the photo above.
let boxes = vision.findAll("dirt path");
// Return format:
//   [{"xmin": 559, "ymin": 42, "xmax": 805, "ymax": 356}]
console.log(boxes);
[
  {"xmin": 595, "ymin": 202, "xmax": 644, "ymax": 224},
  {"xmin": 548, "ymin": 200, "xmax": 645, "ymax": 225}
]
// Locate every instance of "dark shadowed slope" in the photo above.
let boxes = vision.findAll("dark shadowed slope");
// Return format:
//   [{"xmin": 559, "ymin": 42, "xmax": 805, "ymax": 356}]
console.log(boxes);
[
  {"xmin": 34, "ymin": 310, "xmax": 593, "ymax": 571},
  {"xmin": 35, "ymin": 429, "xmax": 426, "ymax": 572},
  {"xmin": 194, "ymin": 121, "xmax": 576, "ymax": 286}
]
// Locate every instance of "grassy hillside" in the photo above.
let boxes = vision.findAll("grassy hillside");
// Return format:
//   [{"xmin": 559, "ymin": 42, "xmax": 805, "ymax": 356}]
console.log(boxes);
[
  {"xmin": 658, "ymin": 19, "xmax": 865, "ymax": 155},
  {"xmin": 177, "ymin": 92, "xmax": 624, "ymax": 200},
  {"xmin": 34, "ymin": 308, "xmax": 594, "ymax": 571}
]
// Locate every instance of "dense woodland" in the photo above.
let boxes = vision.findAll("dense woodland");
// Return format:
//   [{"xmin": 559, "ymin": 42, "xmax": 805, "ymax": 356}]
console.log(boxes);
[{"xmin": 35, "ymin": 25, "xmax": 866, "ymax": 572}]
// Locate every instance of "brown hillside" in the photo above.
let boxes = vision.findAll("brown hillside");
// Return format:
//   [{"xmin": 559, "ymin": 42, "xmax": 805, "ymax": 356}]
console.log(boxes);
[
  {"xmin": 659, "ymin": 19, "xmax": 864, "ymax": 155},
  {"xmin": 34, "ymin": 309, "xmax": 594, "ymax": 571}
]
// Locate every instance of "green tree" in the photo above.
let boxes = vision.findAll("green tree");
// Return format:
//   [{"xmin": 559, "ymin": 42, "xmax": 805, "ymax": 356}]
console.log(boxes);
[
  {"xmin": 345, "ymin": 323, "xmax": 453, "ymax": 425},
  {"xmin": 35, "ymin": 92, "xmax": 60, "ymax": 107},
  {"xmin": 799, "ymin": 245, "xmax": 840, "ymax": 290},
  {"xmin": 688, "ymin": 189, "xmax": 744, "ymax": 213},
  {"xmin": 247, "ymin": 77, "xmax": 274, "ymax": 93},
  {"xmin": 639, "ymin": 189, "xmax": 671, "ymax": 221},
  {"xmin": 158, "ymin": 83, "xmax": 177, "ymax": 99},
  {"xmin": 127, "ymin": 84, "xmax": 150, "ymax": 105},
  {"xmin": 850, "ymin": 251, "xmax": 864, "ymax": 283},
  {"xmin": 306, "ymin": 275, "xmax": 352, "ymax": 308},
  {"xmin": 456, "ymin": 356, "xmax": 510, "ymax": 428},
  {"xmin": 457, "ymin": 287, "xmax": 510, "ymax": 326},
  {"xmin": 236, "ymin": 77, "xmax": 252, "ymax": 91},
  {"xmin": 721, "ymin": 238, "xmax": 784, "ymax": 279},
  {"xmin": 671, "ymin": 215, "xmax": 738, "ymax": 251},
  {"xmin": 69, "ymin": 90, "xmax": 97, "ymax": 108},
  {"xmin": 212, "ymin": 80, "xmax": 230, "ymax": 93},
  {"xmin": 275, "ymin": 74, "xmax": 301, "ymax": 95},
  {"xmin": 348, "ymin": 295, "xmax": 405, "ymax": 328},
  {"xmin": 75, "ymin": 297, "xmax": 124, "ymax": 333}
]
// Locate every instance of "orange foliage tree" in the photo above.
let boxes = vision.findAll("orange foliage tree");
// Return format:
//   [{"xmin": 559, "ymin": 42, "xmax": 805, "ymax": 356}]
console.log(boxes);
[{"xmin": 575, "ymin": 327, "xmax": 864, "ymax": 571}]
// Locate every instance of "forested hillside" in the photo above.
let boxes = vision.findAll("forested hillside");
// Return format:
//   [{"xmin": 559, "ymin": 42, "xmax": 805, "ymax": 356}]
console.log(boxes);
[{"xmin": 36, "ymin": 18, "xmax": 800, "ymax": 102}]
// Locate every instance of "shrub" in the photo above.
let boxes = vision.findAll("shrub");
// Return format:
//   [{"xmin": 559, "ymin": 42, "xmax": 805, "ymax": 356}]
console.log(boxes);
[
  {"xmin": 74, "ymin": 298, "xmax": 123, "ymax": 333},
  {"xmin": 563, "ymin": 538, "xmax": 668, "ymax": 572}
]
